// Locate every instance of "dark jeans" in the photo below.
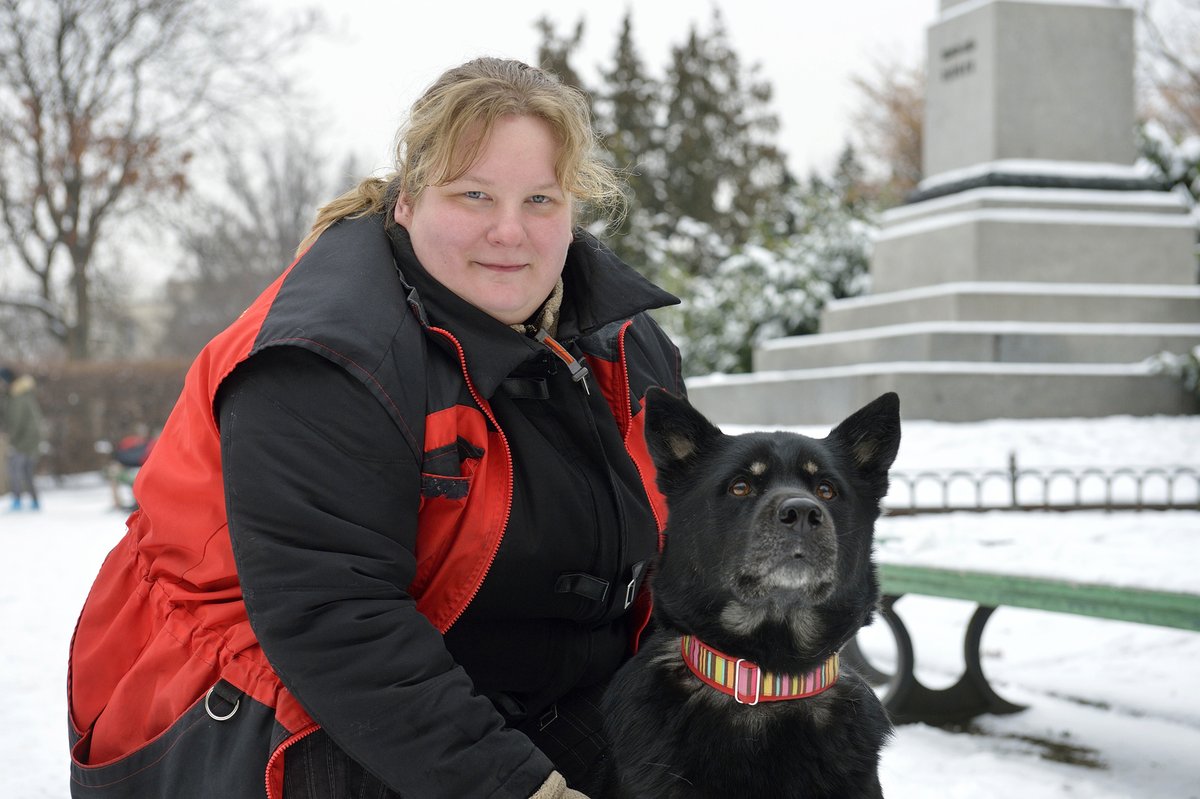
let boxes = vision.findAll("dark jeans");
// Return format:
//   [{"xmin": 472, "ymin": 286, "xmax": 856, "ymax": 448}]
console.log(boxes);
[
  {"xmin": 7, "ymin": 451, "xmax": 38, "ymax": 502},
  {"xmin": 283, "ymin": 731, "xmax": 399, "ymax": 799},
  {"xmin": 516, "ymin": 680, "xmax": 609, "ymax": 793},
  {"xmin": 282, "ymin": 681, "xmax": 610, "ymax": 798}
]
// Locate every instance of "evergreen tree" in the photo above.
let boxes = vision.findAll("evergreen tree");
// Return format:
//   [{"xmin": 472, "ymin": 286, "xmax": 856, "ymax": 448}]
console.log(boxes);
[
  {"xmin": 659, "ymin": 10, "xmax": 789, "ymax": 268},
  {"xmin": 596, "ymin": 12, "xmax": 667, "ymax": 276},
  {"xmin": 534, "ymin": 16, "xmax": 592, "ymax": 101},
  {"xmin": 531, "ymin": 10, "xmax": 874, "ymax": 376}
]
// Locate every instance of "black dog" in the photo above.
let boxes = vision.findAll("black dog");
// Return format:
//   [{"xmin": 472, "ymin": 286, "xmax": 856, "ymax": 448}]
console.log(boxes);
[{"xmin": 600, "ymin": 389, "xmax": 900, "ymax": 798}]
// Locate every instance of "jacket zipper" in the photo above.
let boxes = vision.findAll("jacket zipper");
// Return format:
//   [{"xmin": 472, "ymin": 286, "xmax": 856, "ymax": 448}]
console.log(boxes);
[
  {"xmin": 430, "ymin": 325, "xmax": 514, "ymax": 633},
  {"xmin": 264, "ymin": 724, "xmax": 320, "ymax": 799},
  {"xmin": 613, "ymin": 321, "xmax": 666, "ymax": 535},
  {"xmin": 610, "ymin": 320, "xmax": 663, "ymax": 651},
  {"xmin": 610, "ymin": 321, "xmax": 635, "ymax": 435}
]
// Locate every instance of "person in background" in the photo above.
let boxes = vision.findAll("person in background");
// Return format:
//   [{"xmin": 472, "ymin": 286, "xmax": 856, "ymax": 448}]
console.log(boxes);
[
  {"xmin": 67, "ymin": 57, "xmax": 684, "ymax": 798},
  {"xmin": 102, "ymin": 426, "xmax": 160, "ymax": 511},
  {"xmin": 2, "ymin": 366, "xmax": 45, "ymax": 512}
]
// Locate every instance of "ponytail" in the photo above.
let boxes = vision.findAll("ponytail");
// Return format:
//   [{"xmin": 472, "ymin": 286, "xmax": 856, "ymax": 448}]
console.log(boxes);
[{"xmin": 295, "ymin": 174, "xmax": 402, "ymax": 257}]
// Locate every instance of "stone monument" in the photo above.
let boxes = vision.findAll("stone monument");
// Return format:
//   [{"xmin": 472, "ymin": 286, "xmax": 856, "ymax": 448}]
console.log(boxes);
[{"xmin": 686, "ymin": 0, "xmax": 1200, "ymax": 425}]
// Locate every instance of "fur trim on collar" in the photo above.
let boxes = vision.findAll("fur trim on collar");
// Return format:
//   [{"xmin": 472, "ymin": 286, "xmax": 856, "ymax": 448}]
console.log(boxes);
[{"xmin": 510, "ymin": 278, "xmax": 564, "ymax": 337}]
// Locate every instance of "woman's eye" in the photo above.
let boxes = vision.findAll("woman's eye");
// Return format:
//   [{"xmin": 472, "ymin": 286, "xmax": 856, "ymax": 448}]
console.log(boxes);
[
  {"xmin": 816, "ymin": 481, "xmax": 837, "ymax": 501},
  {"xmin": 464, "ymin": 190, "xmax": 487, "ymax": 200},
  {"xmin": 729, "ymin": 479, "xmax": 753, "ymax": 497},
  {"xmin": 529, "ymin": 194, "xmax": 552, "ymax": 205}
]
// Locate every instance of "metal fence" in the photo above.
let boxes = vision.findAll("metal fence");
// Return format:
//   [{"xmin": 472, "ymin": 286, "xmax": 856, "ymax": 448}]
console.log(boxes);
[{"xmin": 885, "ymin": 454, "xmax": 1200, "ymax": 515}]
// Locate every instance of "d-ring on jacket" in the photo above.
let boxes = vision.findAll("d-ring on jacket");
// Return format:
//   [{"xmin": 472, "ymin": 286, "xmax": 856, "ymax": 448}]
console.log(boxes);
[{"xmin": 67, "ymin": 215, "xmax": 684, "ymax": 798}]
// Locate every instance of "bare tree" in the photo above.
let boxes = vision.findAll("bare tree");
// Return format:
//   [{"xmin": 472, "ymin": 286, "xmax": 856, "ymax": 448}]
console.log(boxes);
[
  {"xmin": 849, "ymin": 56, "xmax": 925, "ymax": 206},
  {"xmin": 0, "ymin": 0, "xmax": 312, "ymax": 360},
  {"xmin": 1138, "ymin": 0, "xmax": 1200, "ymax": 137},
  {"xmin": 161, "ymin": 131, "xmax": 360, "ymax": 358}
]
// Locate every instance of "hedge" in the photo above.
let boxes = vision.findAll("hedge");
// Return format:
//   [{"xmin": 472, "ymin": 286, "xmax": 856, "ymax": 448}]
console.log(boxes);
[{"xmin": 16, "ymin": 359, "xmax": 190, "ymax": 478}]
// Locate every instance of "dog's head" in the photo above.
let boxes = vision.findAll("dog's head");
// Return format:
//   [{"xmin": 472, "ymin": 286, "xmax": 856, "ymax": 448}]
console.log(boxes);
[{"xmin": 642, "ymin": 389, "xmax": 900, "ymax": 662}]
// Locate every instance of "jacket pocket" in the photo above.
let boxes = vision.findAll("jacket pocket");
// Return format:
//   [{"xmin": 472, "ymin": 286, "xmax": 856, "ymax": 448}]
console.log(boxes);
[
  {"xmin": 419, "ymin": 436, "xmax": 483, "ymax": 500},
  {"xmin": 69, "ymin": 681, "xmax": 276, "ymax": 799},
  {"xmin": 412, "ymin": 437, "xmax": 489, "ymax": 599}
]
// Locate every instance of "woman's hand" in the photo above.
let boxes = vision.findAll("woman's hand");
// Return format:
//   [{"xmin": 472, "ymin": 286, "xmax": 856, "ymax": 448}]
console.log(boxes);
[{"xmin": 531, "ymin": 770, "xmax": 590, "ymax": 799}]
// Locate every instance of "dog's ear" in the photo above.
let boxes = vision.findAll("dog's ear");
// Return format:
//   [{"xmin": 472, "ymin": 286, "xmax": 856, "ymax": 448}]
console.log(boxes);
[
  {"xmin": 828, "ymin": 392, "xmax": 901, "ymax": 473},
  {"xmin": 642, "ymin": 387, "xmax": 724, "ymax": 473}
]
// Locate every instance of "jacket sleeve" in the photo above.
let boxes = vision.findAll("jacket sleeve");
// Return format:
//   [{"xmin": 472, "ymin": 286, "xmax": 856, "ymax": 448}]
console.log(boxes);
[{"xmin": 217, "ymin": 345, "xmax": 553, "ymax": 798}]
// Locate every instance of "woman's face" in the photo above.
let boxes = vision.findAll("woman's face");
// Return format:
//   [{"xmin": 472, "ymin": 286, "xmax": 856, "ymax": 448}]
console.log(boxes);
[{"xmin": 394, "ymin": 114, "xmax": 574, "ymax": 326}]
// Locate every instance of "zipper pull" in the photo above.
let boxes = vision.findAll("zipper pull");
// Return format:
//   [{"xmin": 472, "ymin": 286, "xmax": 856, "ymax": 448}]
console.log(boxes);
[{"xmin": 534, "ymin": 329, "xmax": 591, "ymax": 395}]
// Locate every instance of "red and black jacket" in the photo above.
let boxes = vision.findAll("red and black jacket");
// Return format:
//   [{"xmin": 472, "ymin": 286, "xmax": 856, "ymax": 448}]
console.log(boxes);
[{"xmin": 68, "ymin": 215, "xmax": 683, "ymax": 798}]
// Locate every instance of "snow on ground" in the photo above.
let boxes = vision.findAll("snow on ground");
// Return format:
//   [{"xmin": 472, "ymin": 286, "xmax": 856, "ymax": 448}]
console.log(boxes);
[
  {"xmin": 2, "ymin": 415, "xmax": 1198, "ymax": 798},
  {"xmin": 875, "ymin": 512, "xmax": 1198, "ymax": 592},
  {"xmin": 3, "ymin": 477, "xmax": 127, "ymax": 799}
]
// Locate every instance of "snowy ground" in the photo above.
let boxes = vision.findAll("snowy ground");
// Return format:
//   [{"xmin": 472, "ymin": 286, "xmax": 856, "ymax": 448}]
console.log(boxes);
[{"xmin": 2, "ymin": 414, "xmax": 1198, "ymax": 798}]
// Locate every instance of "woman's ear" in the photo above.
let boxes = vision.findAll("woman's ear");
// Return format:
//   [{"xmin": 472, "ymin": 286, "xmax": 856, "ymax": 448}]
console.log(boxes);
[{"xmin": 394, "ymin": 194, "xmax": 414, "ymax": 227}]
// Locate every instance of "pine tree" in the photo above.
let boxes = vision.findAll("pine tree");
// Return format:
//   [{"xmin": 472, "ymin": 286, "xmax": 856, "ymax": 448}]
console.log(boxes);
[
  {"xmin": 596, "ymin": 12, "xmax": 667, "ymax": 274},
  {"xmin": 659, "ymin": 10, "xmax": 789, "ymax": 268},
  {"xmin": 531, "ymin": 10, "xmax": 873, "ymax": 377},
  {"xmin": 534, "ymin": 17, "xmax": 592, "ymax": 103}
]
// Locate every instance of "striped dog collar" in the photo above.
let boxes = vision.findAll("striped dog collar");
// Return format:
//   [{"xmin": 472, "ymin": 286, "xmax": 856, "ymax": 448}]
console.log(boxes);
[{"xmin": 680, "ymin": 634, "xmax": 839, "ymax": 705}]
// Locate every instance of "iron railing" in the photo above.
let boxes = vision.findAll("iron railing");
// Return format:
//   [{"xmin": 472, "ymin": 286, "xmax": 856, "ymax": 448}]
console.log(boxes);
[{"xmin": 885, "ymin": 454, "xmax": 1200, "ymax": 515}]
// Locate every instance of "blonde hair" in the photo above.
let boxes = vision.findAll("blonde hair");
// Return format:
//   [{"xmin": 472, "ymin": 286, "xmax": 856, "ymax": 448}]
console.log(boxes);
[{"xmin": 297, "ymin": 58, "xmax": 625, "ymax": 256}]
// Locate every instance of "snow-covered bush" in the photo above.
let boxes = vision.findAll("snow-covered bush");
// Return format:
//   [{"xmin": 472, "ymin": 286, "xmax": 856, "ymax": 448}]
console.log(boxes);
[
  {"xmin": 1138, "ymin": 120, "xmax": 1200, "ymax": 204},
  {"xmin": 1148, "ymin": 345, "xmax": 1200, "ymax": 404},
  {"xmin": 651, "ymin": 176, "xmax": 875, "ymax": 377}
]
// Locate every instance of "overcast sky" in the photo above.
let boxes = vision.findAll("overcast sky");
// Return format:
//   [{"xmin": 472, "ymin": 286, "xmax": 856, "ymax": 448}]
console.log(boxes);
[{"xmin": 265, "ymin": 0, "xmax": 940, "ymax": 178}]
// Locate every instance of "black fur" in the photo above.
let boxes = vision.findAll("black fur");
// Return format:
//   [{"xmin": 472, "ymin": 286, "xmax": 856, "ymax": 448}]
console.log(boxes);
[{"xmin": 599, "ymin": 389, "xmax": 901, "ymax": 798}]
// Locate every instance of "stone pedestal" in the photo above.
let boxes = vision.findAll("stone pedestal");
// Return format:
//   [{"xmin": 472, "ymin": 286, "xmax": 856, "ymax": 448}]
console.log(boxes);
[
  {"xmin": 685, "ymin": 0, "xmax": 1199, "ymax": 425},
  {"xmin": 870, "ymin": 187, "xmax": 1196, "ymax": 293},
  {"xmin": 925, "ymin": 0, "xmax": 1135, "ymax": 174}
]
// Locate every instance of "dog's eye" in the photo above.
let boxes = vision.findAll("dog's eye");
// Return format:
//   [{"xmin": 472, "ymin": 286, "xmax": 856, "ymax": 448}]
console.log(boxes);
[
  {"xmin": 728, "ymin": 479, "xmax": 754, "ymax": 497},
  {"xmin": 816, "ymin": 481, "xmax": 837, "ymax": 500}
]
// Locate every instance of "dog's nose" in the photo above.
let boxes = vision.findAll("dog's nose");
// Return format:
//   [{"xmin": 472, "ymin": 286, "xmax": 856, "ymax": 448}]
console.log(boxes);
[{"xmin": 777, "ymin": 497, "xmax": 823, "ymax": 534}]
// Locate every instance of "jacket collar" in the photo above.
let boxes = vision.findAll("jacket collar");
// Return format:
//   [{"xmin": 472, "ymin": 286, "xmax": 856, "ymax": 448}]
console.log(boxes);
[{"xmin": 387, "ymin": 226, "xmax": 677, "ymax": 399}]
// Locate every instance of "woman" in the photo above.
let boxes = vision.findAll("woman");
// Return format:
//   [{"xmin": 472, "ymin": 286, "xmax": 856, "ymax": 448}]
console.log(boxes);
[
  {"xmin": 2, "ymin": 367, "xmax": 45, "ymax": 511},
  {"xmin": 68, "ymin": 58, "xmax": 683, "ymax": 798}
]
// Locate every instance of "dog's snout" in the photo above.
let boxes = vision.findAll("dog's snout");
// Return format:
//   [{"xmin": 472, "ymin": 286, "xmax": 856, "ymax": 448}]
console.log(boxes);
[{"xmin": 777, "ymin": 497, "xmax": 823, "ymax": 534}]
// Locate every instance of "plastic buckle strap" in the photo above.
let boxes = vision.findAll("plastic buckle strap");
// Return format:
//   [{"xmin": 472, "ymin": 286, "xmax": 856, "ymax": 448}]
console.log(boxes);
[
  {"xmin": 623, "ymin": 560, "xmax": 648, "ymax": 610},
  {"xmin": 554, "ymin": 572, "xmax": 610, "ymax": 603},
  {"xmin": 534, "ymin": 329, "xmax": 590, "ymax": 394},
  {"xmin": 733, "ymin": 659, "xmax": 762, "ymax": 706}
]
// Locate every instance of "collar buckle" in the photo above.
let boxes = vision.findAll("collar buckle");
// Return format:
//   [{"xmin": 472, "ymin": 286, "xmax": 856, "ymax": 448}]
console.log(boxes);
[{"xmin": 733, "ymin": 658, "xmax": 762, "ymax": 706}]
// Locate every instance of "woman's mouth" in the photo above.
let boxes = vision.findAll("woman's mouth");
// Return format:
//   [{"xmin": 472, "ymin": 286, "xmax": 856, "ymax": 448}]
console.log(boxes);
[{"xmin": 476, "ymin": 261, "xmax": 527, "ymax": 273}]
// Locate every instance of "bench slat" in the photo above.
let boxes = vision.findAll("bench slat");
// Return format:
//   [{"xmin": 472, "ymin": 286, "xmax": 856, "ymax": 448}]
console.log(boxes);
[{"xmin": 878, "ymin": 563, "xmax": 1200, "ymax": 632}]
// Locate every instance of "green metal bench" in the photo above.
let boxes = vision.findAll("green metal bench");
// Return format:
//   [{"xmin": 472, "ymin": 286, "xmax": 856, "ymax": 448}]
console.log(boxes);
[{"xmin": 845, "ymin": 563, "xmax": 1200, "ymax": 725}]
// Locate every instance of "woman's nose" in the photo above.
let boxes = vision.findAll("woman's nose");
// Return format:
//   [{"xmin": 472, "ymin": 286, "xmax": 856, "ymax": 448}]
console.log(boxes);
[{"xmin": 487, "ymin": 207, "xmax": 526, "ymax": 247}]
